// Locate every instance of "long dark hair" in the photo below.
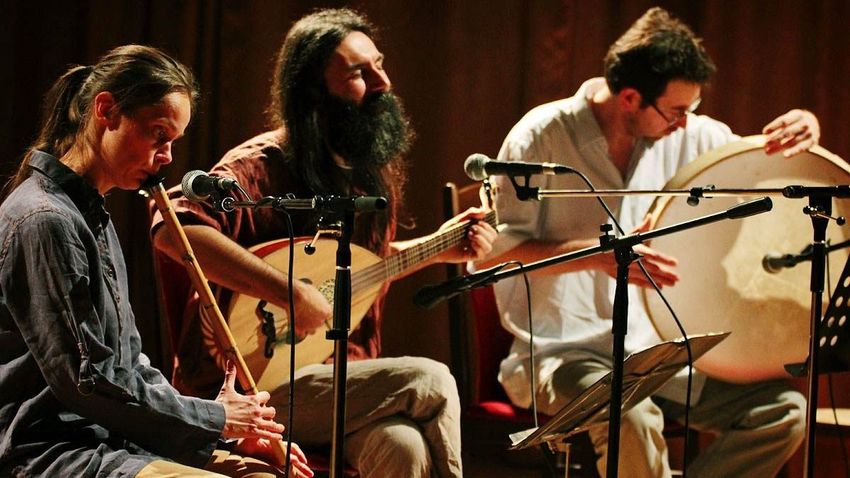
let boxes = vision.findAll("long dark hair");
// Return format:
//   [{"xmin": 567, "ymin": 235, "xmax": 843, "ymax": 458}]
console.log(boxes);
[
  {"xmin": 3, "ymin": 44, "xmax": 198, "ymax": 199},
  {"xmin": 269, "ymin": 9, "xmax": 408, "ymax": 253}
]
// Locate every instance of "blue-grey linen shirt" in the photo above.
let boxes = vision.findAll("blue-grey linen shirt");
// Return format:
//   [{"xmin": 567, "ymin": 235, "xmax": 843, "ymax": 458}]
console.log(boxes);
[{"xmin": 0, "ymin": 152, "xmax": 225, "ymax": 477}]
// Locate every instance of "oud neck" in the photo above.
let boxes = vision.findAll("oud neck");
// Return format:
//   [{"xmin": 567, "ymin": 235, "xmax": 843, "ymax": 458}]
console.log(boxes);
[
  {"xmin": 382, "ymin": 210, "xmax": 497, "ymax": 281},
  {"xmin": 351, "ymin": 210, "xmax": 496, "ymax": 295}
]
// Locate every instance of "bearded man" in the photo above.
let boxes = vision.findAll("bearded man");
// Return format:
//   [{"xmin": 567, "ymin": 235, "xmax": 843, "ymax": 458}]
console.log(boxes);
[{"xmin": 151, "ymin": 8, "xmax": 496, "ymax": 478}]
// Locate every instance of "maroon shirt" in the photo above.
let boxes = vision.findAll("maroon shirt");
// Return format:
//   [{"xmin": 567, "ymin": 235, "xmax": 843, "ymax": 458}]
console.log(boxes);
[{"xmin": 151, "ymin": 130, "xmax": 391, "ymax": 397}]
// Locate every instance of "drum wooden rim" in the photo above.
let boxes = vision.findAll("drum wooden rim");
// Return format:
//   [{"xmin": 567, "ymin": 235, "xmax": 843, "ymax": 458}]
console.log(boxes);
[{"xmin": 641, "ymin": 134, "xmax": 850, "ymax": 383}]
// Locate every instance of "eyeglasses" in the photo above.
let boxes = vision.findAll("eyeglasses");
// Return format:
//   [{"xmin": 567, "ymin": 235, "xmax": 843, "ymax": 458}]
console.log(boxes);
[{"xmin": 651, "ymin": 97, "xmax": 701, "ymax": 127}]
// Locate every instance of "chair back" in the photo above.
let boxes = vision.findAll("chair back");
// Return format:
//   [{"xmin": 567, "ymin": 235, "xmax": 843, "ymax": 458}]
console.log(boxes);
[{"xmin": 443, "ymin": 182, "xmax": 515, "ymax": 408}]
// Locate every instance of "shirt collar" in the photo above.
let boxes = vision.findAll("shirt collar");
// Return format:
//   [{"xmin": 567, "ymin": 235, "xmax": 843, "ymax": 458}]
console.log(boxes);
[
  {"xmin": 29, "ymin": 150, "xmax": 110, "ymax": 228},
  {"xmin": 573, "ymin": 78, "xmax": 609, "ymax": 152}
]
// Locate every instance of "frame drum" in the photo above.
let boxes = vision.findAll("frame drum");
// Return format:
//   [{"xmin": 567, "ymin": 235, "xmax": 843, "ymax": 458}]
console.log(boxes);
[{"xmin": 642, "ymin": 135, "xmax": 850, "ymax": 383}]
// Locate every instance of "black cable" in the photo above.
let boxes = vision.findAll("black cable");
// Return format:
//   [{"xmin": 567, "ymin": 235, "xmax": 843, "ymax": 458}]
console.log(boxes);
[
  {"xmin": 509, "ymin": 256, "xmax": 562, "ymax": 477},
  {"xmin": 282, "ymin": 211, "xmax": 296, "ymax": 477},
  {"xmin": 516, "ymin": 263, "xmax": 564, "ymax": 477},
  {"xmin": 468, "ymin": 259, "xmax": 537, "ymax": 425},
  {"xmin": 637, "ymin": 261, "xmax": 694, "ymax": 473},
  {"xmin": 238, "ymin": 185, "xmax": 297, "ymax": 475},
  {"xmin": 512, "ymin": 261, "xmax": 537, "ymax": 428}
]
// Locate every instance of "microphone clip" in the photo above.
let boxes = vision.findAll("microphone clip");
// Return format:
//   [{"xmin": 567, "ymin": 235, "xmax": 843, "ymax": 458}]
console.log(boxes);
[
  {"xmin": 212, "ymin": 191, "xmax": 232, "ymax": 213},
  {"xmin": 687, "ymin": 184, "xmax": 716, "ymax": 206},
  {"xmin": 304, "ymin": 219, "xmax": 344, "ymax": 255},
  {"xmin": 508, "ymin": 175, "xmax": 540, "ymax": 201},
  {"xmin": 803, "ymin": 205, "xmax": 847, "ymax": 226}
]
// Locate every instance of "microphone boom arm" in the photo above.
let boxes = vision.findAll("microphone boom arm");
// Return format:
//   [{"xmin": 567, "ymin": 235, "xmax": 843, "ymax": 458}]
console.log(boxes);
[
  {"xmin": 215, "ymin": 195, "xmax": 388, "ymax": 213},
  {"xmin": 414, "ymin": 197, "xmax": 773, "ymax": 308}
]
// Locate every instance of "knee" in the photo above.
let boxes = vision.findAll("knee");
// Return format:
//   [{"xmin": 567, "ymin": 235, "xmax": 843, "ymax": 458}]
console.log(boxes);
[
  {"xmin": 619, "ymin": 401, "xmax": 667, "ymax": 449},
  {"xmin": 400, "ymin": 357, "xmax": 460, "ymax": 408},
  {"xmin": 588, "ymin": 400, "xmax": 665, "ymax": 450},
  {"xmin": 778, "ymin": 389, "xmax": 807, "ymax": 445},
  {"xmin": 623, "ymin": 400, "xmax": 665, "ymax": 433},
  {"xmin": 749, "ymin": 387, "xmax": 806, "ymax": 434},
  {"xmin": 356, "ymin": 417, "xmax": 431, "ymax": 478}
]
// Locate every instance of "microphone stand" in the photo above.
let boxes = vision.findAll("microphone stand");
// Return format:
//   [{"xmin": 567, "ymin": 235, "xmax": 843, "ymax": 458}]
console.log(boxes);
[
  {"xmin": 499, "ymin": 182, "xmax": 850, "ymax": 477},
  {"xmin": 328, "ymin": 208, "xmax": 354, "ymax": 478},
  {"xmin": 418, "ymin": 196, "xmax": 773, "ymax": 478},
  {"xmin": 214, "ymin": 194, "xmax": 386, "ymax": 478},
  {"xmin": 603, "ymin": 223, "xmax": 637, "ymax": 478},
  {"xmin": 805, "ymin": 194, "xmax": 828, "ymax": 478},
  {"xmin": 780, "ymin": 186, "xmax": 850, "ymax": 478}
]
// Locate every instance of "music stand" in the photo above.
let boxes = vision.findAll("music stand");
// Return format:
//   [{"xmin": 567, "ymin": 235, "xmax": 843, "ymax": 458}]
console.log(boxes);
[
  {"xmin": 508, "ymin": 333, "xmax": 728, "ymax": 452},
  {"xmin": 817, "ymin": 251, "xmax": 850, "ymax": 373}
]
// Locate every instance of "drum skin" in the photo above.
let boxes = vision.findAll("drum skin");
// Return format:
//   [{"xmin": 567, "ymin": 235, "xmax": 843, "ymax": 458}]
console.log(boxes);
[{"xmin": 643, "ymin": 135, "xmax": 850, "ymax": 383}]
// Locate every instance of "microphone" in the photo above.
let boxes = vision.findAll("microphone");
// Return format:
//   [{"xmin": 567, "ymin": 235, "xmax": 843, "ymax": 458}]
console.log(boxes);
[
  {"xmin": 762, "ymin": 243, "xmax": 815, "ymax": 273},
  {"xmin": 413, "ymin": 263, "xmax": 506, "ymax": 309},
  {"xmin": 782, "ymin": 185, "xmax": 850, "ymax": 198},
  {"xmin": 413, "ymin": 276, "xmax": 470, "ymax": 310},
  {"xmin": 464, "ymin": 154, "xmax": 573, "ymax": 181},
  {"xmin": 762, "ymin": 253, "xmax": 800, "ymax": 273},
  {"xmin": 181, "ymin": 170, "xmax": 239, "ymax": 202},
  {"xmin": 316, "ymin": 195, "xmax": 388, "ymax": 212},
  {"xmin": 724, "ymin": 197, "xmax": 773, "ymax": 219}
]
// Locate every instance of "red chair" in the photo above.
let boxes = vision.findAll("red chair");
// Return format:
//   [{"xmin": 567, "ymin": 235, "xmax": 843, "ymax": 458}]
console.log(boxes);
[{"xmin": 443, "ymin": 182, "xmax": 596, "ymax": 476}]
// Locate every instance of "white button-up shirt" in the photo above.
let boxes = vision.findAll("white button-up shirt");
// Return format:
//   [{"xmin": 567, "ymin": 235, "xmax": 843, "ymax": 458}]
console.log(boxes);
[{"xmin": 491, "ymin": 78, "xmax": 737, "ymax": 408}]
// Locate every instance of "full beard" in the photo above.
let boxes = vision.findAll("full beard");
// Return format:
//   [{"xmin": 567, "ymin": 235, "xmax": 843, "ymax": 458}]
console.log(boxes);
[{"xmin": 323, "ymin": 91, "xmax": 413, "ymax": 169}]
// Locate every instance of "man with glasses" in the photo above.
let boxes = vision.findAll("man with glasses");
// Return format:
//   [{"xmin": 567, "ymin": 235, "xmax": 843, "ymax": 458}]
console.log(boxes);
[
  {"xmin": 651, "ymin": 97, "xmax": 701, "ymax": 129},
  {"xmin": 477, "ymin": 7, "xmax": 816, "ymax": 478}
]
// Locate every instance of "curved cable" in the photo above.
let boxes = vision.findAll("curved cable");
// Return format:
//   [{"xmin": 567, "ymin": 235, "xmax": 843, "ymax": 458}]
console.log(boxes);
[{"xmin": 282, "ymin": 210, "xmax": 296, "ymax": 477}]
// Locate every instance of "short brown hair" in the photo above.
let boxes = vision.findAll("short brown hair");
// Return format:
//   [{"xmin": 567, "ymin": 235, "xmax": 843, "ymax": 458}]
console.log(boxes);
[{"xmin": 604, "ymin": 7, "xmax": 715, "ymax": 105}]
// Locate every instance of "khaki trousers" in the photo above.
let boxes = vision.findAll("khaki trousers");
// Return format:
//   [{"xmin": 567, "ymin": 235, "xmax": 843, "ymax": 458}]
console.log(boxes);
[
  {"xmin": 270, "ymin": 356, "xmax": 462, "ymax": 478},
  {"xmin": 538, "ymin": 354, "xmax": 806, "ymax": 478},
  {"xmin": 135, "ymin": 449, "xmax": 283, "ymax": 478}
]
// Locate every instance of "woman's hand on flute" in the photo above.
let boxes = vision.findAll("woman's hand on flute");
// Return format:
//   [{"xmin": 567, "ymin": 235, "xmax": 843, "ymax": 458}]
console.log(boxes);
[
  {"xmin": 216, "ymin": 361, "xmax": 285, "ymax": 441},
  {"xmin": 235, "ymin": 437, "xmax": 314, "ymax": 477}
]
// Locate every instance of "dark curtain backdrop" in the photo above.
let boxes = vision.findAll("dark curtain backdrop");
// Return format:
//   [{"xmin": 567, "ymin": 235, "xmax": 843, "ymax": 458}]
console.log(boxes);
[{"xmin": 3, "ymin": 0, "xmax": 849, "ymax": 386}]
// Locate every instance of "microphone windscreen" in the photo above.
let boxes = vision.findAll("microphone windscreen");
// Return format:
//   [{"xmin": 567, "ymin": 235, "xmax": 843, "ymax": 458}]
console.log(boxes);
[
  {"xmin": 762, "ymin": 253, "xmax": 783, "ymax": 274},
  {"xmin": 181, "ymin": 170, "xmax": 210, "ymax": 202},
  {"xmin": 726, "ymin": 197, "xmax": 773, "ymax": 219},
  {"xmin": 464, "ymin": 154, "xmax": 490, "ymax": 181},
  {"xmin": 353, "ymin": 196, "xmax": 388, "ymax": 212}
]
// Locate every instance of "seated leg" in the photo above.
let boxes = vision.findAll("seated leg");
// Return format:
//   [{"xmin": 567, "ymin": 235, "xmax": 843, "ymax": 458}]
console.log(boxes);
[
  {"xmin": 661, "ymin": 378, "xmax": 805, "ymax": 478},
  {"xmin": 346, "ymin": 416, "xmax": 432, "ymax": 478},
  {"xmin": 136, "ymin": 450, "xmax": 282, "ymax": 478}
]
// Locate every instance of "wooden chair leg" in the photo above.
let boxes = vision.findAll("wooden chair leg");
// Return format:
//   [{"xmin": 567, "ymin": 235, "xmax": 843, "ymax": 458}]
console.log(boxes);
[{"xmin": 555, "ymin": 442, "xmax": 571, "ymax": 478}]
